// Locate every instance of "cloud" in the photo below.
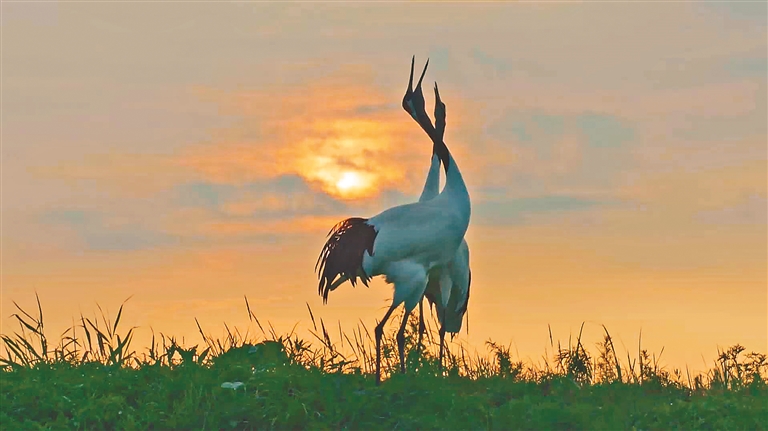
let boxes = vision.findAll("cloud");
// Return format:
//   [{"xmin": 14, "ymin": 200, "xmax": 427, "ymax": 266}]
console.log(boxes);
[
  {"xmin": 668, "ymin": 109, "xmax": 766, "ymax": 143},
  {"xmin": 41, "ymin": 209, "xmax": 179, "ymax": 251},
  {"xmin": 488, "ymin": 119, "xmax": 531, "ymax": 143},
  {"xmin": 2, "ymin": 2, "xmax": 59, "ymax": 26},
  {"xmin": 576, "ymin": 114, "xmax": 634, "ymax": 148},
  {"xmin": 9, "ymin": 1, "xmax": 764, "ymax": 259},
  {"xmin": 32, "ymin": 174, "xmax": 357, "ymax": 251},
  {"xmin": 179, "ymin": 65, "xmax": 461, "ymax": 203},
  {"xmin": 724, "ymin": 57, "xmax": 768, "ymax": 79},
  {"xmin": 617, "ymin": 159, "xmax": 766, "ymax": 215},
  {"xmin": 353, "ymin": 102, "xmax": 400, "ymax": 115},
  {"xmin": 630, "ymin": 135, "xmax": 766, "ymax": 176},
  {"xmin": 698, "ymin": 2, "xmax": 768, "ymax": 25},
  {"xmin": 473, "ymin": 195, "xmax": 610, "ymax": 226},
  {"xmin": 486, "ymin": 110, "xmax": 634, "ymax": 150},
  {"xmin": 695, "ymin": 195, "xmax": 767, "ymax": 226},
  {"xmin": 470, "ymin": 47, "xmax": 510, "ymax": 77},
  {"xmin": 41, "ymin": 209, "xmax": 89, "ymax": 226},
  {"xmin": 168, "ymin": 174, "xmax": 436, "ymax": 242},
  {"xmin": 175, "ymin": 182, "xmax": 231, "ymax": 210},
  {"xmin": 30, "ymin": 153, "xmax": 193, "ymax": 199},
  {"xmin": 29, "ymin": 165, "xmax": 431, "ymax": 253},
  {"xmin": 478, "ymin": 109, "xmax": 638, "ymax": 199},
  {"xmin": 174, "ymin": 174, "xmax": 350, "ymax": 220},
  {"xmin": 662, "ymin": 75, "xmax": 766, "ymax": 146},
  {"xmin": 426, "ymin": 46, "xmax": 452, "ymax": 73},
  {"xmin": 486, "ymin": 112, "xmax": 566, "ymax": 146}
]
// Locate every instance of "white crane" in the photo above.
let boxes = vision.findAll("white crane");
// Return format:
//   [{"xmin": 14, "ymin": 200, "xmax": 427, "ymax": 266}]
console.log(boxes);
[
  {"xmin": 410, "ymin": 81, "xmax": 472, "ymax": 372},
  {"xmin": 316, "ymin": 57, "xmax": 471, "ymax": 385}
]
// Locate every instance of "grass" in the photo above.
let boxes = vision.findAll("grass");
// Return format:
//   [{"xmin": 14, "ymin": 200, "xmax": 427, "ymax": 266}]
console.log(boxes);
[{"xmin": 1, "ymin": 295, "xmax": 766, "ymax": 430}]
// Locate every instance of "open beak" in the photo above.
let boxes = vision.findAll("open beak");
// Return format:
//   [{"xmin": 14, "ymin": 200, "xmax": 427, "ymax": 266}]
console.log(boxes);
[
  {"xmin": 402, "ymin": 56, "xmax": 434, "ymax": 134},
  {"xmin": 434, "ymin": 82, "xmax": 446, "ymax": 143}
]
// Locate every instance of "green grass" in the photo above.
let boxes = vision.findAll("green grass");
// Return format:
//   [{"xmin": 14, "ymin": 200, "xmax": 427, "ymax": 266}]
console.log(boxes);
[{"xmin": 1, "ymin": 295, "xmax": 766, "ymax": 430}]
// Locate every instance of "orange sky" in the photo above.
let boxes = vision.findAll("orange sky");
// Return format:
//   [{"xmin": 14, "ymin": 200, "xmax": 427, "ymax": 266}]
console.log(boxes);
[{"xmin": 2, "ymin": 2, "xmax": 766, "ymax": 371}]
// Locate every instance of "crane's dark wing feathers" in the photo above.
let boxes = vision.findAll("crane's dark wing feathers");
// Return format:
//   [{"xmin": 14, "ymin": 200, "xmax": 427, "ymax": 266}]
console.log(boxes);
[{"xmin": 316, "ymin": 217, "xmax": 378, "ymax": 303}]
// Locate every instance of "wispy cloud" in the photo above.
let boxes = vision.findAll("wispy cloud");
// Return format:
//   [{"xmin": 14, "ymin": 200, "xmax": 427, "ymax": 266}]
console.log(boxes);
[
  {"xmin": 695, "ymin": 195, "xmax": 767, "ymax": 226},
  {"xmin": 41, "ymin": 209, "xmax": 180, "ymax": 251},
  {"xmin": 576, "ymin": 114, "xmax": 634, "ymax": 149},
  {"xmin": 698, "ymin": 2, "xmax": 768, "ymax": 25},
  {"xmin": 178, "ymin": 67, "xmax": 434, "ymax": 200},
  {"xmin": 174, "ymin": 175, "xmax": 350, "ymax": 220},
  {"xmin": 486, "ymin": 110, "xmax": 634, "ymax": 155},
  {"xmin": 473, "ymin": 195, "xmax": 612, "ymax": 226}
]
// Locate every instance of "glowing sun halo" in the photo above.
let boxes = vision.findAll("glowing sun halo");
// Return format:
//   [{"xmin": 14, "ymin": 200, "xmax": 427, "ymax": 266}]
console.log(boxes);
[{"xmin": 336, "ymin": 171, "xmax": 364, "ymax": 193}]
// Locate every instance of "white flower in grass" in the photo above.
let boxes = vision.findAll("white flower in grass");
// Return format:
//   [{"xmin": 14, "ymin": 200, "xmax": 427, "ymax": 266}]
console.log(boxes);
[{"xmin": 220, "ymin": 381, "xmax": 245, "ymax": 390}]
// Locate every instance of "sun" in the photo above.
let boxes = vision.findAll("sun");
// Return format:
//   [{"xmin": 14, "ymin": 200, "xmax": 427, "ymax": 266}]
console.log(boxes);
[
  {"xmin": 333, "ymin": 171, "xmax": 372, "ymax": 199},
  {"xmin": 336, "ymin": 171, "xmax": 363, "ymax": 193},
  {"xmin": 290, "ymin": 122, "xmax": 409, "ymax": 200},
  {"xmin": 302, "ymin": 160, "xmax": 376, "ymax": 200}
]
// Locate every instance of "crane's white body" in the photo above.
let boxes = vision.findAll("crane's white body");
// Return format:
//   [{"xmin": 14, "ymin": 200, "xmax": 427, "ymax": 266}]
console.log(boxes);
[
  {"xmin": 316, "ymin": 133, "xmax": 470, "ymax": 386},
  {"xmin": 418, "ymin": 154, "xmax": 471, "ymax": 335},
  {"xmin": 360, "ymin": 151, "xmax": 470, "ymax": 312}
]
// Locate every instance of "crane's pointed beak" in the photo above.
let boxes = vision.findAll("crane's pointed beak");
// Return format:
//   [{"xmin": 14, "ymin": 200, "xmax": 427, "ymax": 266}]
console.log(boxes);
[
  {"xmin": 408, "ymin": 55, "xmax": 415, "ymax": 94},
  {"xmin": 403, "ymin": 56, "xmax": 418, "ymax": 120},
  {"xmin": 434, "ymin": 82, "xmax": 446, "ymax": 142},
  {"xmin": 402, "ymin": 56, "xmax": 436, "ymax": 137},
  {"xmin": 416, "ymin": 58, "xmax": 429, "ymax": 91}
]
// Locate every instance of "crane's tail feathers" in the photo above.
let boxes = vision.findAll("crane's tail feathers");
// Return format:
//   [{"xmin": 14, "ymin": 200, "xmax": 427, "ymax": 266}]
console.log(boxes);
[
  {"xmin": 316, "ymin": 217, "xmax": 377, "ymax": 303},
  {"xmin": 325, "ymin": 269, "xmax": 367, "ymax": 294},
  {"xmin": 328, "ymin": 275, "xmax": 349, "ymax": 292}
]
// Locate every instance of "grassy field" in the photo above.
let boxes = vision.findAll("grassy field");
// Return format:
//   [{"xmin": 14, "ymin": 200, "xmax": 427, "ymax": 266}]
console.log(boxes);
[{"xmin": 1, "ymin": 296, "xmax": 766, "ymax": 430}]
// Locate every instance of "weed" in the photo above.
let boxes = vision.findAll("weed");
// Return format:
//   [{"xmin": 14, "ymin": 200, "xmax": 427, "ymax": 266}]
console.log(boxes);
[{"xmin": 1, "ymin": 296, "xmax": 766, "ymax": 430}]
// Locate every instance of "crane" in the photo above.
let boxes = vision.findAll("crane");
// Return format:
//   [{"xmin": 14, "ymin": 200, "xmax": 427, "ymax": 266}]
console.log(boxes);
[
  {"xmin": 410, "ymin": 81, "xmax": 472, "ymax": 372},
  {"xmin": 316, "ymin": 57, "xmax": 472, "ymax": 385}
]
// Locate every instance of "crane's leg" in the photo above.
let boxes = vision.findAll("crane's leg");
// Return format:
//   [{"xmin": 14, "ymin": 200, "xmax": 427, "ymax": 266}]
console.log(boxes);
[
  {"xmin": 439, "ymin": 324, "xmax": 446, "ymax": 373},
  {"xmin": 396, "ymin": 307, "xmax": 414, "ymax": 374},
  {"xmin": 374, "ymin": 304, "xmax": 398, "ymax": 386},
  {"xmin": 387, "ymin": 261, "xmax": 428, "ymax": 377},
  {"xmin": 417, "ymin": 300, "xmax": 426, "ymax": 354}
]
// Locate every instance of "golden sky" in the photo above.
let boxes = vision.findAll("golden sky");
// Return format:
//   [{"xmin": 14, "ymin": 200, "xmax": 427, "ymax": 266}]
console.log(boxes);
[{"xmin": 2, "ymin": 2, "xmax": 766, "ymax": 371}]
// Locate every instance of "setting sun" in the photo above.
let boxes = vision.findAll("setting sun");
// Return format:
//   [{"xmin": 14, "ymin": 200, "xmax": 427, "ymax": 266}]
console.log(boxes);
[
  {"xmin": 303, "ymin": 159, "xmax": 378, "ymax": 200},
  {"xmin": 286, "ymin": 119, "xmax": 417, "ymax": 200},
  {"xmin": 331, "ymin": 170, "xmax": 374, "ymax": 199},
  {"xmin": 336, "ymin": 171, "xmax": 363, "ymax": 192}
]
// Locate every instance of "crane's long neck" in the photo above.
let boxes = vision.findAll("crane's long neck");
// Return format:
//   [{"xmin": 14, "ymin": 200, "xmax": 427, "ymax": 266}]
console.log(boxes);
[
  {"xmin": 435, "ymin": 142, "xmax": 469, "ymax": 204},
  {"xmin": 418, "ymin": 152, "xmax": 441, "ymax": 203},
  {"xmin": 443, "ymin": 153, "xmax": 467, "ymax": 195},
  {"xmin": 419, "ymin": 119, "xmax": 470, "ymax": 212}
]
